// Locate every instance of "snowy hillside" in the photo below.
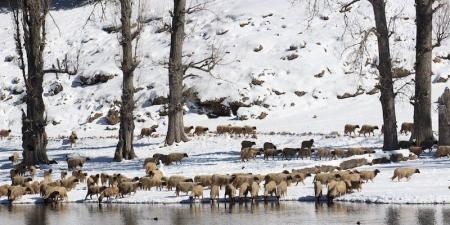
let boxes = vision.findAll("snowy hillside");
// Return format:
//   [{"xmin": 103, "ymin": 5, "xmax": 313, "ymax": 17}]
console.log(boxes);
[{"xmin": 0, "ymin": 0, "xmax": 449, "ymax": 138}]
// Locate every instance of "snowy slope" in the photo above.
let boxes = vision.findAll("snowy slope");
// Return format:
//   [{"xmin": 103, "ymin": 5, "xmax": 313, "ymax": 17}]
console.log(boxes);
[{"xmin": 0, "ymin": 0, "xmax": 449, "ymax": 137}]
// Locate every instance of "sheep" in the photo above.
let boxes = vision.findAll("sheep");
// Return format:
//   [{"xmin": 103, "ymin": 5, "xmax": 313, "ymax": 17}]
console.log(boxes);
[
  {"xmin": 69, "ymin": 131, "xmax": 78, "ymax": 148},
  {"xmin": 358, "ymin": 125, "xmax": 379, "ymax": 137},
  {"xmin": 115, "ymin": 174, "xmax": 139, "ymax": 184},
  {"xmin": 344, "ymin": 124, "xmax": 360, "ymax": 136},
  {"xmin": 327, "ymin": 178, "xmax": 348, "ymax": 202},
  {"xmin": 0, "ymin": 129, "xmax": 11, "ymax": 139},
  {"xmin": 85, "ymin": 184, "xmax": 107, "ymax": 200},
  {"xmin": 8, "ymin": 186, "xmax": 32, "ymax": 202},
  {"xmin": 410, "ymin": 146, "xmax": 424, "ymax": 156},
  {"xmin": 118, "ymin": 181, "xmax": 141, "ymax": 197},
  {"xmin": 216, "ymin": 124, "xmax": 232, "ymax": 135},
  {"xmin": 293, "ymin": 167, "xmax": 321, "ymax": 175},
  {"xmin": 339, "ymin": 158, "xmax": 369, "ymax": 170},
  {"xmin": 241, "ymin": 140, "xmax": 256, "ymax": 149},
  {"xmin": 331, "ymin": 148, "xmax": 346, "ymax": 159},
  {"xmin": 98, "ymin": 183, "xmax": 119, "ymax": 203},
  {"xmin": 153, "ymin": 153, "xmax": 169, "ymax": 165},
  {"xmin": 29, "ymin": 166, "xmax": 37, "ymax": 180},
  {"xmin": 391, "ymin": 167, "xmax": 420, "ymax": 181},
  {"xmin": 72, "ymin": 170, "xmax": 88, "ymax": 183},
  {"xmin": 143, "ymin": 157, "xmax": 159, "ymax": 167},
  {"xmin": 241, "ymin": 148, "xmax": 262, "ymax": 162},
  {"xmin": 301, "ymin": 139, "xmax": 314, "ymax": 149},
  {"xmin": 358, "ymin": 169, "xmax": 380, "ymax": 182},
  {"xmin": 211, "ymin": 174, "xmax": 232, "ymax": 189},
  {"xmin": 346, "ymin": 147, "xmax": 372, "ymax": 157},
  {"xmin": 8, "ymin": 152, "xmax": 20, "ymax": 165},
  {"xmin": 316, "ymin": 148, "xmax": 332, "ymax": 160},
  {"xmin": 231, "ymin": 174, "xmax": 261, "ymax": 188},
  {"xmin": 230, "ymin": 126, "xmax": 246, "ymax": 136},
  {"xmin": 140, "ymin": 176, "xmax": 163, "ymax": 191},
  {"xmin": 167, "ymin": 153, "xmax": 189, "ymax": 165},
  {"xmin": 238, "ymin": 182, "xmax": 251, "ymax": 201},
  {"xmin": 224, "ymin": 184, "xmax": 236, "ymax": 203},
  {"xmin": 194, "ymin": 175, "xmax": 213, "ymax": 187},
  {"xmin": 0, "ymin": 184, "xmax": 11, "ymax": 198},
  {"xmin": 314, "ymin": 181, "xmax": 322, "ymax": 202},
  {"xmin": 400, "ymin": 122, "xmax": 414, "ymax": 134},
  {"xmin": 313, "ymin": 173, "xmax": 336, "ymax": 185},
  {"xmin": 194, "ymin": 126, "xmax": 209, "ymax": 136},
  {"xmin": 276, "ymin": 180, "xmax": 288, "ymax": 198},
  {"xmin": 87, "ymin": 174, "xmax": 100, "ymax": 186},
  {"xmin": 190, "ymin": 184, "xmax": 204, "ymax": 200},
  {"xmin": 435, "ymin": 146, "xmax": 450, "ymax": 158},
  {"xmin": 243, "ymin": 126, "xmax": 257, "ymax": 136},
  {"xmin": 317, "ymin": 165, "xmax": 340, "ymax": 173},
  {"xmin": 145, "ymin": 162, "xmax": 158, "ymax": 174},
  {"xmin": 210, "ymin": 185, "xmax": 220, "ymax": 201},
  {"xmin": 140, "ymin": 126, "xmax": 157, "ymax": 138},
  {"xmin": 264, "ymin": 172, "xmax": 292, "ymax": 185},
  {"xmin": 263, "ymin": 142, "xmax": 277, "ymax": 150},
  {"xmin": 298, "ymin": 148, "xmax": 313, "ymax": 160},
  {"xmin": 291, "ymin": 172, "xmax": 311, "ymax": 185},
  {"xmin": 340, "ymin": 173, "xmax": 362, "ymax": 192},
  {"xmin": 13, "ymin": 163, "xmax": 27, "ymax": 176},
  {"xmin": 100, "ymin": 173, "xmax": 110, "ymax": 186},
  {"xmin": 264, "ymin": 148, "xmax": 282, "ymax": 160},
  {"xmin": 176, "ymin": 182, "xmax": 194, "ymax": 197},
  {"xmin": 66, "ymin": 155, "xmax": 90, "ymax": 171},
  {"xmin": 281, "ymin": 148, "xmax": 300, "ymax": 160},
  {"xmin": 60, "ymin": 171, "xmax": 67, "ymax": 180},
  {"xmin": 250, "ymin": 182, "xmax": 260, "ymax": 201},
  {"xmin": 264, "ymin": 181, "xmax": 277, "ymax": 201},
  {"xmin": 23, "ymin": 181, "xmax": 40, "ymax": 194},
  {"xmin": 184, "ymin": 126, "xmax": 194, "ymax": 134},
  {"xmin": 167, "ymin": 176, "xmax": 193, "ymax": 191},
  {"xmin": 44, "ymin": 186, "xmax": 68, "ymax": 203},
  {"xmin": 60, "ymin": 177, "xmax": 80, "ymax": 191},
  {"xmin": 11, "ymin": 175, "xmax": 32, "ymax": 186}
]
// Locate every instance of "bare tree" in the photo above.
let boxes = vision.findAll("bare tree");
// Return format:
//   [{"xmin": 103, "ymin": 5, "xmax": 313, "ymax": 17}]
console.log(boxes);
[{"xmin": 10, "ymin": 0, "xmax": 77, "ymax": 165}]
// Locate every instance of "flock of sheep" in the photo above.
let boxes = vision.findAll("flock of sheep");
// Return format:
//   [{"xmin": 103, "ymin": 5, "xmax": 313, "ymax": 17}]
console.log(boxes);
[{"xmin": 0, "ymin": 121, "xmax": 447, "ymax": 205}]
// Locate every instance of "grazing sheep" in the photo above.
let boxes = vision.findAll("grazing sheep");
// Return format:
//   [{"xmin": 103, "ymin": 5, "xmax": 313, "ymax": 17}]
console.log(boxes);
[
  {"xmin": 264, "ymin": 148, "xmax": 282, "ymax": 160},
  {"xmin": 0, "ymin": 184, "xmax": 11, "ymax": 198},
  {"xmin": 282, "ymin": 148, "xmax": 300, "ymax": 160},
  {"xmin": 140, "ymin": 126, "xmax": 157, "ymax": 138},
  {"xmin": 250, "ymin": 182, "xmax": 260, "ymax": 201},
  {"xmin": 264, "ymin": 181, "xmax": 277, "ymax": 201},
  {"xmin": 210, "ymin": 185, "xmax": 220, "ymax": 201},
  {"xmin": 100, "ymin": 173, "xmax": 110, "ymax": 186},
  {"xmin": 339, "ymin": 158, "xmax": 369, "ymax": 170},
  {"xmin": 11, "ymin": 176, "xmax": 32, "ymax": 186},
  {"xmin": 263, "ymin": 142, "xmax": 277, "ymax": 150},
  {"xmin": 314, "ymin": 181, "xmax": 322, "ymax": 202},
  {"xmin": 118, "ymin": 181, "xmax": 141, "ymax": 197},
  {"xmin": 316, "ymin": 148, "xmax": 332, "ymax": 160},
  {"xmin": 8, "ymin": 152, "xmax": 20, "ymax": 165},
  {"xmin": 224, "ymin": 184, "xmax": 236, "ymax": 203},
  {"xmin": 331, "ymin": 148, "xmax": 346, "ymax": 159},
  {"xmin": 72, "ymin": 170, "xmax": 88, "ymax": 183},
  {"xmin": 143, "ymin": 157, "xmax": 159, "ymax": 167},
  {"xmin": 344, "ymin": 124, "xmax": 360, "ymax": 136},
  {"xmin": 7, "ymin": 186, "xmax": 32, "ymax": 202},
  {"xmin": 410, "ymin": 146, "xmax": 424, "ymax": 156},
  {"xmin": 60, "ymin": 177, "xmax": 80, "ymax": 191},
  {"xmin": 184, "ymin": 126, "xmax": 194, "ymax": 134},
  {"xmin": 87, "ymin": 174, "xmax": 100, "ymax": 186},
  {"xmin": 391, "ymin": 167, "xmax": 420, "ymax": 181},
  {"xmin": 85, "ymin": 184, "xmax": 107, "ymax": 200},
  {"xmin": 0, "ymin": 129, "xmax": 11, "ymax": 139},
  {"xmin": 326, "ymin": 178, "xmax": 348, "ymax": 202},
  {"xmin": 241, "ymin": 148, "xmax": 262, "ymax": 162},
  {"xmin": 276, "ymin": 181, "xmax": 288, "ymax": 198},
  {"xmin": 264, "ymin": 172, "xmax": 292, "ymax": 185},
  {"xmin": 291, "ymin": 172, "xmax": 311, "ymax": 185},
  {"xmin": 66, "ymin": 155, "xmax": 90, "ymax": 171},
  {"xmin": 44, "ymin": 169, "xmax": 53, "ymax": 183},
  {"xmin": 435, "ymin": 146, "xmax": 450, "ymax": 158},
  {"xmin": 313, "ymin": 173, "xmax": 336, "ymax": 185},
  {"xmin": 167, "ymin": 153, "xmax": 189, "ymax": 165},
  {"xmin": 190, "ymin": 184, "xmax": 204, "ymax": 200},
  {"xmin": 98, "ymin": 184, "xmax": 119, "ymax": 203},
  {"xmin": 216, "ymin": 125, "xmax": 232, "ymax": 135},
  {"xmin": 44, "ymin": 186, "xmax": 68, "ymax": 203},
  {"xmin": 358, "ymin": 125, "xmax": 379, "ymax": 137},
  {"xmin": 400, "ymin": 122, "xmax": 414, "ymax": 134},
  {"xmin": 211, "ymin": 174, "xmax": 232, "ymax": 189},
  {"xmin": 194, "ymin": 175, "xmax": 213, "ymax": 187},
  {"xmin": 358, "ymin": 169, "xmax": 380, "ymax": 182},
  {"xmin": 24, "ymin": 181, "xmax": 40, "ymax": 194},
  {"xmin": 176, "ymin": 182, "xmax": 194, "ymax": 197},
  {"xmin": 230, "ymin": 126, "xmax": 246, "ymax": 136},
  {"xmin": 301, "ymin": 139, "xmax": 314, "ymax": 149},
  {"xmin": 346, "ymin": 147, "xmax": 373, "ymax": 157},
  {"xmin": 167, "ymin": 176, "xmax": 192, "ymax": 191},
  {"xmin": 241, "ymin": 140, "xmax": 256, "ymax": 149},
  {"xmin": 145, "ymin": 162, "xmax": 158, "ymax": 174},
  {"xmin": 69, "ymin": 131, "xmax": 78, "ymax": 148},
  {"xmin": 239, "ymin": 182, "xmax": 251, "ymax": 201},
  {"xmin": 194, "ymin": 126, "xmax": 209, "ymax": 136},
  {"xmin": 139, "ymin": 176, "xmax": 163, "ymax": 191},
  {"xmin": 243, "ymin": 126, "xmax": 257, "ymax": 136}
]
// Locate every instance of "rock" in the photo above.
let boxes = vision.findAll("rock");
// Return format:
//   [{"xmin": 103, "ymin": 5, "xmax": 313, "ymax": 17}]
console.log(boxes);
[
  {"xmin": 287, "ymin": 45, "xmax": 298, "ymax": 51},
  {"xmin": 294, "ymin": 91, "xmax": 307, "ymax": 97},
  {"xmin": 48, "ymin": 82, "xmax": 63, "ymax": 96},
  {"xmin": 253, "ymin": 45, "xmax": 263, "ymax": 52},
  {"xmin": 434, "ymin": 76, "xmax": 449, "ymax": 83},
  {"xmin": 10, "ymin": 86, "xmax": 24, "ymax": 95},
  {"xmin": 366, "ymin": 87, "xmax": 380, "ymax": 95},
  {"xmin": 286, "ymin": 53, "xmax": 299, "ymax": 61},
  {"xmin": 152, "ymin": 96, "xmax": 169, "ymax": 105},
  {"xmin": 79, "ymin": 73, "xmax": 115, "ymax": 86},
  {"xmin": 392, "ymin": 67, "xmax": 412, "ymax": 78},
  {"xmin": 257, "ymin": 112, "xmax": 268, "ymax": 120},
  {"xmin": 4, "ymin": 55, "xmax": 15, "ymax": 62},
  {"xmin": 251, "ymin": 78, "xmax": 264, "ymax": 86},
  {"xmin": 272, "ymin": 89, "xmax": 285, "ymax": 95},
  {"xmin": 199, "ymin": 98, "xmax": 231, "ymax": 117},
  {"xmin": 106, "ymin": 108, "xmax": 120, "ymax": 125},
  {"xmin": 337, "ymin": 87, "xmax": 365, "ymax": 99},
  {"xmin": 238, "ymin": 115, "xmax": 249, "ymax": 120},
  {"xmin": 87, "ymin": 112, "xmax": 103, "ymax": 123},
  {"xmin": 314, "ymin": 70, "xmax": 325, "ymax": 78}
]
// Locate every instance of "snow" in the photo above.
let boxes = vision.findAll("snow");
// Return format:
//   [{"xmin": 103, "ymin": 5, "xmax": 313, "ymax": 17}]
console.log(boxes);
[{"xmin": 1, "ymin": 133, "xmax": 450, "ymax": 205}]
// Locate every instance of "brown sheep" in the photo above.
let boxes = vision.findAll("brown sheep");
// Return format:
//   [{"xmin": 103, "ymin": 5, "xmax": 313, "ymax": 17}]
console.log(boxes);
[
  {"xmin": 314, "ymin": 181, "xmax": 322, "ymax": 202},
  {"xmin": 85, "ymin": 184, "xmax": 107, "ymax": 200},
  {"xmin": 210, "ymin": 185, "xmax": 220, "ymax": 201},
  {"xmin": 194, "ymin": 175, "xmax": 213, "ymax": 187},
  {"xmin": 194, "ymin": 126, "xmax": 209, "ymax": 136},
  {"xmin": 391, "ymin": 167, "xmax": 420, "ymax": 181},
  {"xmin": 11, "ymin": 176, "xmax": 33, "ymax": 186},
  {"xmin": 211, "ymin": 174, "xmax": 232, "ymax": 189},
  {"xmin": 98, "ymin": 183, "xmax": 119, "ymax": 203},
  {"xmin": 216, "ymin": 124, "xmax": 232, "ymax": 135},
  {"xmin": 241, "ymin": 148, "xmax": 262, "ymax": 162},
  {"xmin": 250, "ymin": 181, "xmax": 260, "ymax": 201},
  {"xmin": 301, "ymin": 139, "xmax": 314, "ymax": 149},
  {"xmin": 264, "ymin": 148, "xmax": 282, "ymax": 160},
  {"xmin": 276, "ymin": 180, "xmax": 288, "ymax": 198},
  {"xmin": 231, "ymin": 174, "xmax": 261, "ymax": 188},
  {"xmin": 238, "ymin": 182, "xmax": 251, "ymax": 201},
  {"xmin": 313, "ymin": 173, "xmax": 336, "ymax": 185},
  {"xmin": 327, "ymin": 178, "xmax": 348, "ymax": 202},
  {"xmin": 298, "ymin": 148, "xmax": 313, "ymax": 160},
  {"xmin": 0, "ymin": 129, "xmax": 11, "ymax": 139},
  {"xmin": 264, "ymin": 181, "xmax": 277, "ymax": 201},
  {"xmin": 87, "ymin": 174, "xmax": 100, "ymax": 186},
  {"xmin": 341, "ymin": 173, "xmax": 362, "ymax": 192},
  {"xmin": 72, "ymin": 170, "xmax": 88, "ymax": 183},
  {"xmin": 230, "ymin": 126, "xmax": 246, "ymax": 136},
  {"xmin": 7, "ymin": 186, "xmax": 32, "ymax": 202},
  {"xmin": 44, "ymin": 186, "xmax": 68, "ymax": 203},
  {"xmin": 184, "ymin": 126, "xmax": 194, "ymax": 134},
  {"xmin": 8, "ymin": 152, "xmax": 20, "ymax": 165},
  {"xmin": 145, "ymin": 162, "xmax": 158, "ymax": 174},
  {"xmin": 69, "ymin": 131, "xmax": 78, "ymax": 148},
  {"xmin": 167, "ymin": 153, "xmax": 189, "ymax": 165},
  {"xmin": 24, "ymin": 181, "xmax": 40, "ymax": 194},
  {"xmin": 190, "ymin": 184, "xmax": 204, "ymax": 200},
  {"xmin": 264, "ymin": 172, "xmax": 292, "ymax": 185},
  {"xmin": 140, "ymin": 125, "xmax": 158, "ymax": 138},
  {"xmin": 167, "ymin": 176, "xmax": 193, "ymax": 191},
  {"xmin": 60, "ymin": 177, "xmax": 80, "ymax": 191},
  {"xmin": 44, "ymin": 169, "xmax": 53, "ymax": 183},
  {"xmin": 331, "ymin": 148, "xmax": 347, "ymax": 159},
  {"xmin": 435, "ymin": 146, "xmax": 450, "ymax": 158},
  {"xmin": 100, "ymin": 173, "xmax": 110, "ymax": 186},
  {"xmin": 410, "ymin": 146, "xmax": 424, "ymax": 157},
  {"xmin": 224, "ymin": 184, "xmax": 236, "ymax": 203},
  {"xmin": 0, "ymin": 184, "xmax": 11, "ymax": 198},
  {"xmin": 358, "ymin": 169, "xmax": 380, "ymax": 182},
  {"xmin": 176, "ymin": 182, "xmax": 194, "ymax": 196},
  {"xmin": 241, "ymin": 140, "xmax": 256, "ymax": 149},
  {"xmin": 400, "ymin": 122, "xmax": 414, "ymax": 134},
  {"xmin": 293, "ymin": 167, "xmax": 321, "ymax": 175},
  {"xmin": 118, "ymin": 181, "xmax": 141, "ymax": 197},
  {"xmin": 140, "ymin": 176, "xmax": 163, "ymax": 191},
  {"xmin": 66, "ymin": 156, "xmax": 90, "ymax": 171},
  {"xmin": 243, "ymin": 126, "xmax": 257, "ymax": 136},
  {"xmin": 143, "ymin": 157, "xmax": 159, "ymax": 167},
  {"xmin": 263, "ymin": 142, "xmax": 277, "ymax": 150},
  {"xmin": 358, "ymin": 125, "xmax": 379, "ymax": 137},
  {"xmin": 344, "ymin": 124, "xmax": 360, "ymax": 136},
  {"xmin": 339, "ymin": 158, "xmax": 369, "ymax": 170},
  {"xmin": 282, "ymin": 148, "xmax": 300, "ymax": 160},
  {"xmin": 316, "ymin": 148, "xmax": 332, "ymax": 160},
  {"xmin": 291, "ymin": 172, "xmax": 311, "ymax": 185}
]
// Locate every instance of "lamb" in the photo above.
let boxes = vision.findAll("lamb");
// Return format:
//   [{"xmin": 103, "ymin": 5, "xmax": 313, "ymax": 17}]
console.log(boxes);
[
  {"xmin": 210, "ymin": 185, "xmax": 220, "ymax": 201},
  {"xmin": 358, "ymin": 125, "xmax": 379, "ymax": 137},
  {"xmin": 358, "ymin": 169, "xmax": 380, "ymax": 182},
  {"xmin": 60, "ymin": 176, "xmax": 80, "ymax": 191},
  {"xmin": 184, "ymin": 126, "xmax": 194, "ymax": 134},
  {"xmin": 7, "ymin": 186, "xmax": 32, "ymax": 202},
  {"xmin": 224, "ymin": 184, "xmax": 236, "ymax": 203},
  {"xmin": 167, "ymin": 153, "xmax": 189, "ymax": 164},
  {"xmin": 8, "ymin": 152, "xmax": 20, "ymax": 165},
  {"xmin": 264, "ymin": 181, "xmax": 277, "ymax": 201},
  {"xmin": 66, "ymin": 155, "xmax": 90, "ymax": 171},
  {"xmin": 211, "ymin": 174, "xmax": 232, "ymax": 188},
  {"xmin": 216, "ymin": 125, "xmax": 232, "ymax": 135},
  {"xmin": 276, "ymin": 180, "xmax": 288, "ymax": 198},
  {"xmin": 0, "ymin": 184, "xmax": 11, "ymax": 198},
  {"xmin": 281, "ymin": 148, "xmax": 300, "ymax": 160},
  {"xmin": 44, "ymin": 186, "xmax": 68, "ymax": 203},
  {"xmin": 316, "ymin": 148, "xmax": 332, "ymax": 160},
  {"xmin": 241, "ymin": 148, "xmax": 261, "ymax": 162},
  {"xmin": 11, "ymin": 175, "xmax": 33, "ymax": 186},
  {"xmin": 100, "ymin": 173, "xmax": 110, "ymax": 186},
  {"xmin": 391, "ymin": 167, "xmax": 420, "ymax": 181},
  {"xmin": 301, "ymin": 139, "xmax": 314, "ymax": 149},
  {"xmin": 298, "ymin": 148, "xmax": 313, "ymax": 160},
  {"xmin": 118, "ymin": 181, "xmax": 141, "ymax": 197},
  {"xmin": 263, "ymin": 142, "xmax": 277, "ymax": 150},
  {"xmin": 69, "ymin": 131, "xmax": 78, "ymax": 148},
  {"xmin": 314, "ymin": 181, "xmax": 322, "ymax": 202},
  {"xmin": 145, "ymin": 162, "xmax": 158, "ymax": 174},
  {"xmin": 264, "ymin": 148, "xmax": 282, "ymax": 160},
  {"xmin": 435, "ymin": 146, "xmax": 450, "ymax": 158},
  {"xmin": 167, "ymin": 176, "xmax": 193, "ymax": 191},
  {"xmin": 190, "ymin": 184, "xmax": 204, "ymax": 200},
  {"xmin": 344, "ymin": 124, "xmax": 360, "ymax": 136},
  {"xmin": 0, "ymin": 129, "xmax": 11, "ymax": 139},
  {"xmin": 140, "ymin": 126, "xmax": 157, "ymax": 138},
  {"xmin": 238, "ymin": 182, "xmax": 251, "ymax": 201},
  {"xmin": 194, "ymin": 126, "xmax": 209, "ymax": 136},
  {"xmin": 194, "ymin": 175, "xmax": 213, "ymax": 187},
  {"xmin": 98, "ymin": 183, "xmax": 119, "ymax": 204},
  {"xmin": 140, "ymin": 176, "xmax": 163, "ymax": 191},
  {"xmin": 339, "ymin": 158, "xmax": 369, "ymax": 170},
  {"xmin": 241, "ymin": 140, "xmax": 256, "ymax": 149},
  {"xmin": 410, "ymin": 146, "xmax": 424, "ymax": 156},
  {"xmin": 400, "ymin": 122, "xmax": 414, "ymax": 134},
  {"xmin": 176, "ymin": 182, "xmax": 194, "ymax": 197}
]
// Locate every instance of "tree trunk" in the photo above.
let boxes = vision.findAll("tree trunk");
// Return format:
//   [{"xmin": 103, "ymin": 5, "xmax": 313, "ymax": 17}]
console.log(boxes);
[
  {"xmin": 413, "ymin": 0, "xmax": 434, "ymax": 145},
  {"xmin": 20, "ymin": 0, "xmax": 49, "ymax": 166},
  {"xmin": 369, "ymin": 0, "xmax": 398, "ymax": 150},
  {"xmin": 114, "ymin": 0, "xmax": 136, "ymax": 161},
  {"xmin": 438, "ymin": 88, "xmax": 450, "ymax": 145},
  {"xmin": 165, "ymin": 0, "xmax": 189, "ymax": 146}
]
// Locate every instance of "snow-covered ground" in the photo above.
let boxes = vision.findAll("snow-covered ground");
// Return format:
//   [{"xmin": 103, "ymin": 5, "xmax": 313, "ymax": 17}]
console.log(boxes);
[{"xmin": 1, "ymin": 133, "xmax": 450, "ymax": 205}]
